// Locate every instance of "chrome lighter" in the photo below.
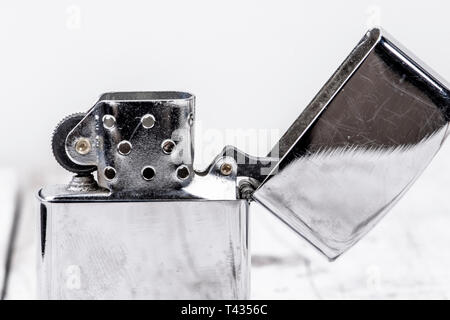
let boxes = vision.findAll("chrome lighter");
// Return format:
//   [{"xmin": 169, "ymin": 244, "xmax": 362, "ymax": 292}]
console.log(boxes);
[{"xmin": 38, "ymin": 28, "xmax": 450, "ymax": 299}]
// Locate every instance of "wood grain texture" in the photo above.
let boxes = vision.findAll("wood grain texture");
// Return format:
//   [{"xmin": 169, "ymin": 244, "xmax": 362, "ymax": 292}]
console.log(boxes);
[{"xmin": 0, "ymin": 169, "xmax": 19, "ymax": 298}]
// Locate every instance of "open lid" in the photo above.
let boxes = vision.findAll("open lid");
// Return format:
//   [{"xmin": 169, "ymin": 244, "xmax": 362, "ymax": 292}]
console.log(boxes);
[{"xmin": 253, "ymin": 28, "xmax": 450, "ymax": 259}]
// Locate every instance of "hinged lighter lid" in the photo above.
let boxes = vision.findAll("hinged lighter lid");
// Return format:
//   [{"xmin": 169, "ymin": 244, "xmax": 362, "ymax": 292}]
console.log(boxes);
[{"xmin": 253, "ymin": 28, "xmax": 450, "ymax": 259}]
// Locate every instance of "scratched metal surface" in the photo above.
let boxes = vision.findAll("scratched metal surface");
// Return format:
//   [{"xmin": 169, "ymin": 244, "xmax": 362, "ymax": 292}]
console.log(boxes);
[
  {"xmin": 38, "ymin": 200, "xmax": 248, "ymax": 299},
  {"xmin": 254, "ymin": 30, "xmax": 450, "ymax": 259}
]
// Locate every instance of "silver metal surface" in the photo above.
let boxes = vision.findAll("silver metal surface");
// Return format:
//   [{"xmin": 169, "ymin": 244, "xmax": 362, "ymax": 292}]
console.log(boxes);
[
  {"xmin": 54, "ymin": 91, "xmax": 245, "ymax": 201},
  {"xmin": 38, "ymin": 198, "xmax": 249, "ymax": 300},
  {"xmin": 65, "ymin": 92, "xmax": 195, "ymax": 198},
  {"xmin": 39, "ymin": 152, "xmax": 240, "ymax": 201},
  {"xmin": 254, "ymin": 28, "xmax": 450, "ymax": 259},
  {"xmin": 39, "ymin": 27, "xmax": 450, "ymax": 300}
]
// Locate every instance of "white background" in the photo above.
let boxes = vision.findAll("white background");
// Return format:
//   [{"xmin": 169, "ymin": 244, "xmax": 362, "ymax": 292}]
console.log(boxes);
[
  {"xmin": 1, "ymin": 0, "xmax": 450, "ymax": 299},
  {"xmin": 2, "ymin": 0, "xmax": 450, "ymax": 170}
]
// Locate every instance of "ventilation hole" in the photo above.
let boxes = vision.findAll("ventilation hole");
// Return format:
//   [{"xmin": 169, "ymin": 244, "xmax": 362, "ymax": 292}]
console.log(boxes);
[
  {"xmin": 102, "ymin": 115, "xmax": 116, "ymax": 129},
  {"xmin": 104, "ymin": 166, "xmax": 116, "ymax": 180},
  {"xmin": 142, "ymin": 166, "xmax": 156, "ymax": 181},
  {"xmin": 117, "ymin": 140, "xmax": 132, "ymax": 155},
  {"xmin": 161, "ymin": 139, "xmax": 176, "ymax": 154},
  {"xmin": 141, "ymin": 114, "xmax": 155, "ymax": 129},
  {"xmin": 177, "ymin": 165, "xmax": 190, "ymax": 180}
]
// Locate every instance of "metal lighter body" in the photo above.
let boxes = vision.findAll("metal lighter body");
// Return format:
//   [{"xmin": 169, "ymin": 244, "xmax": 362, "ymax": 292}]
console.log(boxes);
[
  {"xmin": 38, "ymin": 199, "xmax": 249, "ymax": 299},
  {"xmin": 38, "ymin": 92, "xmax": 251, "ymax": 299},
  {"xmin": 38, "ymin": 28, "xmax": 450, "ymax": 299}
]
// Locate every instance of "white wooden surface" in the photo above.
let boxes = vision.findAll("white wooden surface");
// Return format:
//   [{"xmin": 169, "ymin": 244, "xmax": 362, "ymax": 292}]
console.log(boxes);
[
  {"xmin": 2, "ymin": 140, "xmax": 450, "ymax": 299},
  {"xmin": 0, "ymin": 169, "xmax": 18, "ymax": 296}
]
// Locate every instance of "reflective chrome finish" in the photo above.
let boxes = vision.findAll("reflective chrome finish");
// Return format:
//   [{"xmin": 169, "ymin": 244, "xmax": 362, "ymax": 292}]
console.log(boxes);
[
  {"xmin": 66, "ymin": 92, "xmax": 196, "ymax": 199},
  {"xmin": 254, "ymin": 28, "xmax": 450, "ymax": 259},
  {"xmin": 40, "ymin": 91, "xmax": 246, "ymax": 299},
  {"xmin": 39, "ymin": 149, "xmax": 240, "ymax": 201},
  {"xmin": 38, "ymin": 198, "xmax": 249, "ymax": 300},
  {"xmin": 38, "ymin": 27, "xmax": 450, "ymax": 300}
]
